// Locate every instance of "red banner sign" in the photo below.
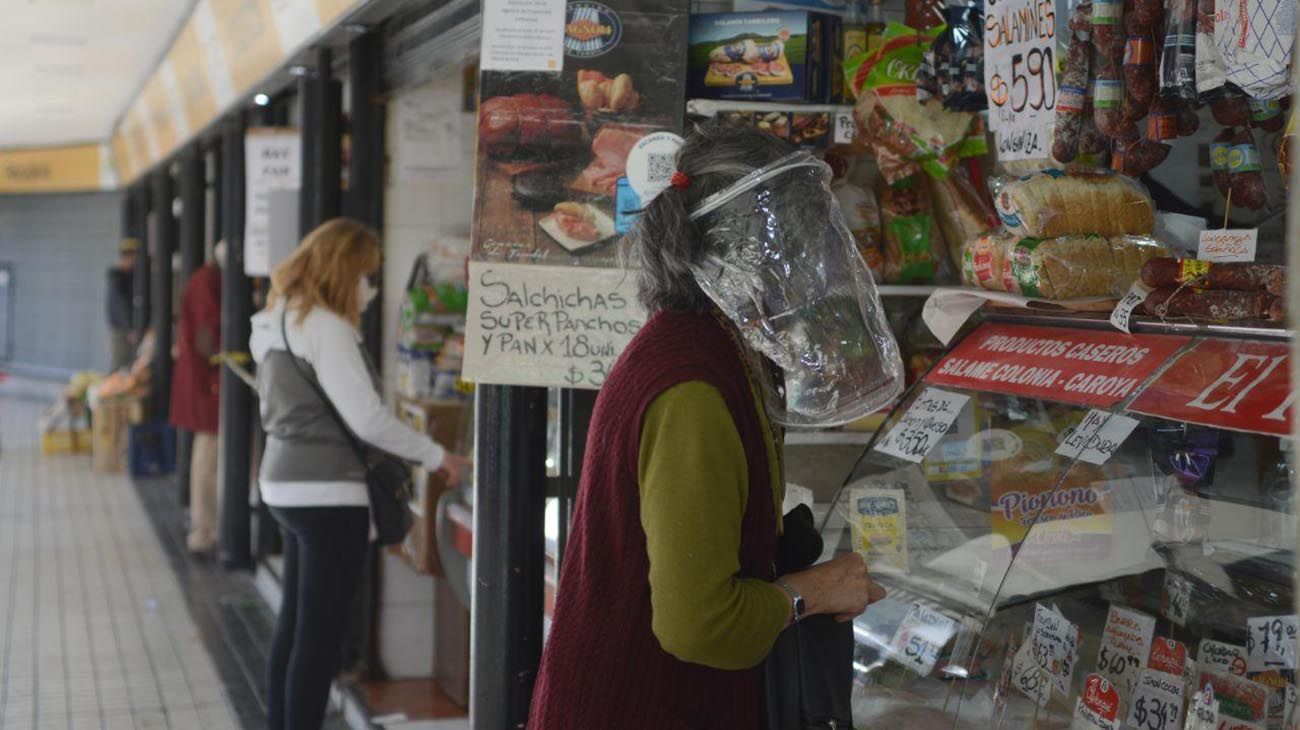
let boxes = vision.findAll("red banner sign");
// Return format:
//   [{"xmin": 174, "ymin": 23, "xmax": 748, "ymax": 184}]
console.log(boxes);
[
  {"xmin": 926, "ymin": 324, "xmax": 1192, "ymax": 408},
  {"xmin": 1128, "ymin": 339, "xmax": 1294, "ymax": 436}
]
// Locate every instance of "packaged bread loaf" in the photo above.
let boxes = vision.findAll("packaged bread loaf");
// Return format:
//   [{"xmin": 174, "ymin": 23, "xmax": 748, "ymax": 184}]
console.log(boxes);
[
  {"xmin": 925, "ymin": 168, "xmax": 998, "ymax": 270},
  {"xmin": 1008, "ymin": 234, "xmax": 1165, "ymax": 299},
  {"xmin": 960, "ymin": 231, "xmax": 1018, "ymax": 292},
  {"xmin": 993, "ymin": 171, "xmax": 1156, "ymax": 238}
]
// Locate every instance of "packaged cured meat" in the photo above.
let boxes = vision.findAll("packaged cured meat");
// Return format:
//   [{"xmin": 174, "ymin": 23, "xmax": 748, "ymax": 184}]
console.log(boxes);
[
  {"xmin": 1079, "ymin": 95, "xmax": 1111, "ymax": 156},
  {"xmin": 1280, "ymin": 109, "xmax": 1296, "ymax": 184},
  {"xmin": 1140, "ymin": 258, "xmax": 1286, "ymax": 293},
  {"xmin": 1111, "ymin": 138, "xmax": 1171, "ymax": 176},
  {"xmin": 1093, "ymin": 0, "xmax": 1126, "ymax": 53},
  {"xmin": 1093, "ymin": 46, "xmax": 1130, "ymax": 138},
  {"xmin": 1121, "ymin": 35, "xmax": 1157, "ymax": 122},
  {"xmin": 1158, "ymin": 0, "xmax": 1198, "ymax": 99},
  {"xmin": 1226, "ymin": 127, "xmax": 1269, "ymax": 210},
  {"xmin": 1141, "ymin": 287, "xmax": 1275, "ymax": 320},
  {"xmin": 1054, "ymin": 3, "xmax": 1094, "ymax": 163},
  {"xmin": 1214, "ymin": 0, "xmax": 1296, "ymax": 100},
  {"xmin": 1211, "ymin": 94, "xmax": 1251, "ymax": 127},
  {"xmin": 1009, "ymin": 234, "xmax": 1165, "ymax": 299},
  {"xmin": 877, "ymin": 176, "xmax": 948, "ymax": 284},
  {"xmin": 993, "ymin": 171, "xmax": 1156, "ymax": 238},
  {"xmin": 1249, "ymin": 98, "xmax": 1286, "ymax": 132},
  {"xmin": 924, "ymin": 167, "xmax": 998, "ymax": 269}
]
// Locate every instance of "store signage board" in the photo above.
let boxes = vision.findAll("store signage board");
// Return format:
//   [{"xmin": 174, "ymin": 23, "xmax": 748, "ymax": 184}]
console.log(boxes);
[
  {"xmin": 1097, "ymin": 605, "xmax": 1156, "ymax": 702},
  {"xmin": 1124, "ymin": 669, "xmax": 1186, "ymax": 730},
  {"xmin": 925, "ymin": 324, "xmax": 1191, "ymax": 408},
  {"xmin": 243, "ymin": 129, "xmax": 302, "ymax": 278},
  {"xmin": 983, "ymin": 0, "xmax": 1056, "ymax": 160},
  {"xmin": 1127, "ymin": 339, "xmax": 1294, "ymax": 436},
  {"xmin": 462, "ymin": 261, "xmax": 646, "ymax": 389},
  {"xmin": 480, "ymin": 0, "xmax": 567, "ymax": 72},
  {"xmin": 1197, "ymin": 229, "xmax": 1258, "ymax": 263},
  {"xmin": 874, "ymin": 388, "xmax": 971, "ymax": 464},
  {"xmin": 1246, "ymin": 616, "xmax": 1298, "ymax": 673}
]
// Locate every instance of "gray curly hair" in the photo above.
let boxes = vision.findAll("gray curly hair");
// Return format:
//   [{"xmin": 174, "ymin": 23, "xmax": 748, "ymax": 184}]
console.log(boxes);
[{"xmin": 628, "ymin": 120, "xmax": 797, "ymax": 313}]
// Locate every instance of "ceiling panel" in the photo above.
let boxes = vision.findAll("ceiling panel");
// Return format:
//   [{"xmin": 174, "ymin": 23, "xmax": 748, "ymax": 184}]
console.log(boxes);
[{"xmin": 0, "ymin": 0, "xmax": 194, "ymax": 148}]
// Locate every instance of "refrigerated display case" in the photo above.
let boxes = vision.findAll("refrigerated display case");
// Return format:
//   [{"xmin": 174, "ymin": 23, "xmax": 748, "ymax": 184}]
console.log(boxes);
[{"xmin": 819, "ymin": 313, "xmax": 1296, "ymax": 730}]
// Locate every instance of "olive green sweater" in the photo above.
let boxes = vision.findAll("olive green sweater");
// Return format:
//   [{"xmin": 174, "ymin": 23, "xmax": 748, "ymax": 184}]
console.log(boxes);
[{"xmin": 637, "ymin": 380, "xmax": 790, "ymax": 670}]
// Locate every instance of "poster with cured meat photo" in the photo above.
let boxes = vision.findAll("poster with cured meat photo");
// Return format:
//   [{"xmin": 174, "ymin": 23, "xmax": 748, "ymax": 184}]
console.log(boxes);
[{"xmin": 472, "ymin": 0, "xmax": 690, "ymax": 268}]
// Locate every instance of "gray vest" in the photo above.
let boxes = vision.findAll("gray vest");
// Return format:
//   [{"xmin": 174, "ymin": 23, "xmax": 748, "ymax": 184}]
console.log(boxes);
[{"xmin": 257, "ymin": 346, "xmax": 376, "ymax": 483}]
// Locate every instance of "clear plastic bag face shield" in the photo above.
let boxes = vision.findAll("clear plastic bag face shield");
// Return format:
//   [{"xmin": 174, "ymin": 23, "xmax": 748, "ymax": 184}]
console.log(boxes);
[{"xmin": 690, "ymin": 152, "xmax": 904, "ymax": 427}]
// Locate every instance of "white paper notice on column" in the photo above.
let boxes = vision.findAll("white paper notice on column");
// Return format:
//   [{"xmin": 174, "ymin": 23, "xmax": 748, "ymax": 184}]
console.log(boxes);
[
  {"xmin": 463, "ymin": 261, "xmax": 646, "ymax": 389},
  {"xmin": 480, "ymin": 0, "xmax": 567, "ymax": 72},
  {"xmin": 983, "ymin": 0, "xmax": 1057, "ymax": 161},
  {"xmin": 394, "ymin": 88, "xmax": 466, "ymax": 183},
  {"xmin": 244, "ymin": 128, "xmax": 302, "ymax": 277}
]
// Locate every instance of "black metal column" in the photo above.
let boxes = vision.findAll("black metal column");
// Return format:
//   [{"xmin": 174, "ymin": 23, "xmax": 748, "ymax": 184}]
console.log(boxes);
[
  {"xmin": 472, "ymin": 385, "xmax": 549, "ymax": 729},
  {"xmin": 150, "ymin": 167, "xmax": 176, "ymax": 425},
  {"xmin": 348, "ymin": 30, "xmax": 385, "ymax": 366},
  {"xmin": 132, "ymin": 184, "xmax": 152, "ymax": 338},
  {"xmin": 299, "ymin": 47, "xmax": 343, "ymax": 235},
  {"xmin": 218, "ymin": 115, "xmax": 254, "ymax": 571},
  {"xmin": 555, "ymin": 389, "xmax": 597, "ymax": 574},
  {"xmin": 176, "ymin": 145, "xmax": 207, "ymax": 507}
]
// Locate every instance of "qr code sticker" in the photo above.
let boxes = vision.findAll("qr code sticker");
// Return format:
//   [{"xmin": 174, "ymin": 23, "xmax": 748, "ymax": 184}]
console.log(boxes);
[{"xmin": 646, "ymin": 152, "xmax": 676, "ymax": 184}]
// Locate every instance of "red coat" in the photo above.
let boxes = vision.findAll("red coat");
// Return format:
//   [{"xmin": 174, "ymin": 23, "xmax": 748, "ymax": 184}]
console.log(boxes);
[{"xmin": 170, "ymin": 264, "xmax": 222, "ymax": 433}]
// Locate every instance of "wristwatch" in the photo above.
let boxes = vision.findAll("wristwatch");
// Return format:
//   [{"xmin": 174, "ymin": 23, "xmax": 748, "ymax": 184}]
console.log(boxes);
[{"xmin": 775, "ymin": 579, "xmax": 806, "ymax": 623}]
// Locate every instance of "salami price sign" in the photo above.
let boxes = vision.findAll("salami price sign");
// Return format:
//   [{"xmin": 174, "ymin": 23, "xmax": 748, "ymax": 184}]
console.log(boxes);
[{"xmin": 984, "ymin": 0, "xmax": 1057, "ymax": 160}]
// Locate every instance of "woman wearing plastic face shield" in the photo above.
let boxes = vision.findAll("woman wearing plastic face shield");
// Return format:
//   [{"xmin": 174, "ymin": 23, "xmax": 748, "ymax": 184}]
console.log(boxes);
[{"xmin": 529, "ymin": 123, "xmax": 902, "ymax": 729}]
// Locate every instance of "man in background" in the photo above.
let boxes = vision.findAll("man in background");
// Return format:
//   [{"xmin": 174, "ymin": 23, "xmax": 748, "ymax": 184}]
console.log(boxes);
[
  {"xmin": 171, "ymin": 241, "xmax": 224, "ymax": 554},
  {"xmin": 106, "ymin": 239, "xmax": 139, "ymax": 371}
]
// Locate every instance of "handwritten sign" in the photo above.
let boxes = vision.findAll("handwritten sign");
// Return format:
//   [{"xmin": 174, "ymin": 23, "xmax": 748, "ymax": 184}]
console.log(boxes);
[
  {"xmin": 888, "ymin": 603, "xmax": 958, "ymax": 676},
  {"xmin": 463, "ymin": 261, "xmax": 646, "ymax": 389},
  {"xmin": 1185, "ymin": 683, "xmax": 1219, "ymax": 730},
  {"xmin": 984, "ymin": 0, "xmax": 1056, "ymax": 160},
  {"xmin": 1197, "ymin": 229, "xmax": 1258, "ymax": 263},
  {"xmin": 243, "ymin": 128, "xmax": 301, "ymax": 277},
  {"xmin": 1097, "ymin": 605, "xmax": 1157, "ymax": 701},
  {"xmin": 1056, "ymin": 410, "xmax": 1142, "ymax": 465},
  {"xmin": 1072, "ymin": 674, "xmax": 1121, "ymax": 730},
  {"xmin": 847, "ymin": 487, "xmax": 908, "ymax": 573},
  {"xmin": 1011, "ymin": 635, "xmax": 1053, "ymax": 707},
  {"xmin": 1163, "ymin": 572, "xmax": 1193, "ymax": 626},
  {"xmin": 875, "ymin": 388, "xmax": 971, "ymax": 463},
  {"xmin": 1126, "ymin": 669, "xmax": 1187, "ymax": 730},
  {"xmin": 1246, "ymin": 616, "xmax": 1298, "ymax": 673},
  {"xmin": 834, "ymin": 111, "xmax": 858, "ymax": 145},
  {"xmin": 480, "ymin": 0, "xmax": 566, "ymax": 72},
  {"xmin": 1033, "ymin": 603, "xmax": 1081, "ymax": 696},
  {"xmin": 1199, "ymin": 640, "xmax": 1249, "ymax": 677},
  {"xmin": 1112, "ymin": 282, "xmax": 1153, "ymax": 334}
]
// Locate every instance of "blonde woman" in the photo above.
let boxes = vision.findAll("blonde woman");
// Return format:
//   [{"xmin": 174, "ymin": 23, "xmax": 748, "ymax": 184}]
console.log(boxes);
[{"xmin": 250, "ymin": 218, "xmax": 469, "ymax": 730}]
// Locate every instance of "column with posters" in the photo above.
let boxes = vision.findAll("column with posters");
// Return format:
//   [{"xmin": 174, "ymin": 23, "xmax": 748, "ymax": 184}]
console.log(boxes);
[
  {"xmin": 463, "ymin": 0, "xmax": 691, "ymax": 389},
  {"xmin": 243, "ymin": 128, "xmax": 302, "ymax": 277}
]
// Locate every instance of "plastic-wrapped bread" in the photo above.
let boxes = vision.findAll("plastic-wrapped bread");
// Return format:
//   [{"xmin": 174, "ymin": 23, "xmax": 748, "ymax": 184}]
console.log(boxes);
[
  {"xmin": 960, "ymin": 231, "xmax": 1018, "ymax": 292},
  {"xmin": 1009, "ymin": 234, "xmax": 1165, "ymax": 299},
  {"xmin": 993, "ymin": 171, "xmax": 1156, "ymax": 238}
]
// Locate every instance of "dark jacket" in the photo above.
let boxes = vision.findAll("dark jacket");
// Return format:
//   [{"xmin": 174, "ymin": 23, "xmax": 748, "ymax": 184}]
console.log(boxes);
[{"xmin": 106, "ymin": 268, "xmax": 134, "ymax": 330}]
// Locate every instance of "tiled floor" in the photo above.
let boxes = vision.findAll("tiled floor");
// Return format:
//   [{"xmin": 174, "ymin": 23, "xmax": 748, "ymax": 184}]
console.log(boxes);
[{"xmin": 0, "ymin": 394, "xmax": 245, "ymax": 730}]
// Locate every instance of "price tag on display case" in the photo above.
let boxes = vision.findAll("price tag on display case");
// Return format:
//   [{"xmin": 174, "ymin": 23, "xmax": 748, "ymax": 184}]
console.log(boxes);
[
  {"xmin": 1197, "ymin": 229, "xmax": 1258, "ymax": 263},
  {"xmin": 1185, "ymin": 683, "xmax": 1220, "ymax": 730},
  {"xmin": 1072, "ymin": 674, "xmax": 1121, "ymax": 730},
  {"xmin": 1032, "ymin": 603, "xmax": 1080, "ymax": 696},
  {"xmin": 1163, "ymin": 573, "xmax": 1192, "ymax": 627},
  {"xmin": 874, "ymin": 388, "xmax": 971, "ymax": 464},
  {"xmin": 1111, "ymin": 282, "xmax": 1153, "ymax": 334},
  {"xmin": 1124, "ymin": 669, "xmax": 1187, "ymax": 730},
  {"xmin": 1011, "ymin": 635, "xmax": 1053, "ymax": 708},
  {"xmin": 1097, "ymin": 605, "xmax": 1157, "ymax": 701},
  {"xmin": 833, "ymin": 111, "xmax": 858, "ymax": 145},
  {"xmin": 1246, "ymin": 616, "xmax": 1299, "ymax": 672},
  {"xmin": 1056, "ymin": 410, "xmax": 1141, "ymax": 465},
  {"xmin": 983, "ymin": 0, "xmax": 1057, "ymax": 160},
  {"xmin": 887, "ymin": 603, "xmax": 958, "ymax": 676},
  {"xmin": 1198, "ymin": 640, "xmax": 1249, "ymax": 677},
  {"xmin": 1149, "ymin": 638, "xmax": 1188, "ymax": 677}
]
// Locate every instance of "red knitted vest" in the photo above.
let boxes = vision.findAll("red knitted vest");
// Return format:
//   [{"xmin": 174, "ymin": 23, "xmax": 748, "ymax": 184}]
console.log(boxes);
[{"xmin": 528, "ymin": 310, "xmax": 779, "ymax": 730}]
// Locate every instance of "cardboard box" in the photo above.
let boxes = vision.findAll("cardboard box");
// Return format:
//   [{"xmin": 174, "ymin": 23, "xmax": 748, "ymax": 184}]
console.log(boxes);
[
  {"xmin": 689, "ymin": 12, "xmax": 836, "ymax": 102},
  {"xmin": 392, "ymin": 397, "xmax": 469, "ymax": 575},
  {"xmin": 91, "ymin": 395, "xmax": 142, "ymax": 474}
]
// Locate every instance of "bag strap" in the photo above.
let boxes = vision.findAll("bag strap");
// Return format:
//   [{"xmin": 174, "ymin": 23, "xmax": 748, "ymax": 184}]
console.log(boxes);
[{"xmin": 279, "ymin": 306, "xmax": 370, "ymax": 466}]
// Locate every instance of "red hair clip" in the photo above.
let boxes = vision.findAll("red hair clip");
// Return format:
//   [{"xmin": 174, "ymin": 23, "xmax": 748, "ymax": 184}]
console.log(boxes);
[{"xmin": 670, "ymin": 170, "xmax": 691, "ymax": 190}]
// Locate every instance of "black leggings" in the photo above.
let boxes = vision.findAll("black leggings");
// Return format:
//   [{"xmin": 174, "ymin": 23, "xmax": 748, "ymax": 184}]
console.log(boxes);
[{"xmin": 267, "ymin": 505, "xmax": 369, "ymax": 730}]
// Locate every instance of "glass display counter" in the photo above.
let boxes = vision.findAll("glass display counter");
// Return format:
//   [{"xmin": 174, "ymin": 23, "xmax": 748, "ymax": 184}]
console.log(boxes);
[{"xmin": 819, "ymin": 316, "xmax": 1296, "ymax": 730}]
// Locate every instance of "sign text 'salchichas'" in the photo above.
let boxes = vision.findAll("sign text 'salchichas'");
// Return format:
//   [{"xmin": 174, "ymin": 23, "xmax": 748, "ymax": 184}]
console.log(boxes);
[
  {"xmin": 925, "ymin": 323, "xmax": 1191, "ymax": 408},
  {"xmin": 1128, "ymin": 339, "xmax": 1294, "ymax": 436}
]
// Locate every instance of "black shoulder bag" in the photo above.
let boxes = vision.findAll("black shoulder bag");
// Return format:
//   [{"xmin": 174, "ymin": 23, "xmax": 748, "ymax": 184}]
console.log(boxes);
[
  {"xmin": 764, "ymin": 504, "xmax": 856, "ymax": 730},
  {"xmin": 280, "ymin": 309, "xmax": 414, "ymax": 545}
]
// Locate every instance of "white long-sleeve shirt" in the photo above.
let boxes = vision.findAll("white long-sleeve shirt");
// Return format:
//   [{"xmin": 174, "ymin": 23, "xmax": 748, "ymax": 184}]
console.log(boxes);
[{"xmin": 249, "ymin": 301, "xmax": 445, "ymax": 508}]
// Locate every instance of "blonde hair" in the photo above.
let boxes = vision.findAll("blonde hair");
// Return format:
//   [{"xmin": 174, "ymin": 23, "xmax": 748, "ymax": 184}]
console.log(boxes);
[{"xmin": 268, "ymin": 218, "xmax": 381, "ymax": 327}]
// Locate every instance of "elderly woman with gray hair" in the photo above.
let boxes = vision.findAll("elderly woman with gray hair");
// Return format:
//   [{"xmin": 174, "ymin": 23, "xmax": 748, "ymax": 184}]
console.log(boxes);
[{"xmin": 529, "ymin": 122, "xmax": 901, "ymax": 728}]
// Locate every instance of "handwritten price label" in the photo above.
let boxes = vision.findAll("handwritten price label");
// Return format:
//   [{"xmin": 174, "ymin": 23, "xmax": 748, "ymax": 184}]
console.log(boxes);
[
  {"xmin": 833, "ymin": 111, "xmax": 858, "ymax": 145},
  {"xmin": 1246, "ymin": 616, "xmax": 1298, "ymax": 672},
  {"xmin": 1198, "ymin": 640, "xmax": 1248, "ymax": 677},
  {"xmin": 1197, "ymin": 229, "xmax": 1258, "ymax": 263},
  {"xmin": 1033, "ymin": 603, "xmax": 1080, "ymax": 697},
  {"xmin": 1111, "ymin": 281, "xmax": 1153, "ymax": 334},
  {"xmin": 875, "ymin": 388, "xmax": 971, "ymax": 464},
  {"xmin": 1163, "ymin": 573, "xmax": 1192, "ymax": 626},
  {"xmin": 1125, "ymin": 670, "xmax": 1186, "ymax": 730},
  {"xmin": 984, "ymin": 0, "xmax": 1057, "ymax": 160},
  {"xmin": 888, "ymin": 604, "xmax": 958, "ymax": 676},
  {"xmin": 1011, "ymin": 637, "xmax": 1053, "ymax": 707},
  {"xmin": 1097, "ymin": 605, "xmax": 1156, "ymax": 701},
  {"xmin": 1056, "ymin": 410, "xmax": 1141, "ymax": 465}
]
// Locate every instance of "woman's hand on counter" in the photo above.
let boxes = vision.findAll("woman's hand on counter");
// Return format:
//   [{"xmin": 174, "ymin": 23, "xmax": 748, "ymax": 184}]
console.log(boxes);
[
  {"xmin": 437, "ymin": 453, "xmax": 472, "ymax": 488},
  {"xmin": 782, "ymin": 553, "xmax": 886, "ymax": 623}
]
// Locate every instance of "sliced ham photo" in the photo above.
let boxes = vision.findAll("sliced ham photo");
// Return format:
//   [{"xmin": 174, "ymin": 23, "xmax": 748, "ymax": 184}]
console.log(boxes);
[{"xmin": 572, "ymin": 124, "xmax": 645, "ymax": 196}]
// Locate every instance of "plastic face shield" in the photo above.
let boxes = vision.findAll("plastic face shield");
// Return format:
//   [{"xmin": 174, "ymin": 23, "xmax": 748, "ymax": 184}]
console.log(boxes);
[{"xmin": 690, "ymin": 152, "xmax": 905, "ymax": 427}]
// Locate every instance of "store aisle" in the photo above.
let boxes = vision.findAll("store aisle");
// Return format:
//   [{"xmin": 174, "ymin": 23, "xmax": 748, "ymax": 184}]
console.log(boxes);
[{"xmin": 0, "ymin": 395, "xmax": 244, "ymax": 730}]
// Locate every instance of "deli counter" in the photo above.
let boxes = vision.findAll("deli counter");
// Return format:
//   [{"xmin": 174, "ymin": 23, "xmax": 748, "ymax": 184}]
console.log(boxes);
[{"xmin": 818, "ymin": 314, "xmax": 1296, "ymax": 730}]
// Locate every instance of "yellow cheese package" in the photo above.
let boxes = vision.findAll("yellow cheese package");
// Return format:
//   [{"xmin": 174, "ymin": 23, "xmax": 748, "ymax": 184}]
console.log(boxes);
[{"xmin": 846, "ymin": 486, "xmax": 909, "ymax": 573}]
